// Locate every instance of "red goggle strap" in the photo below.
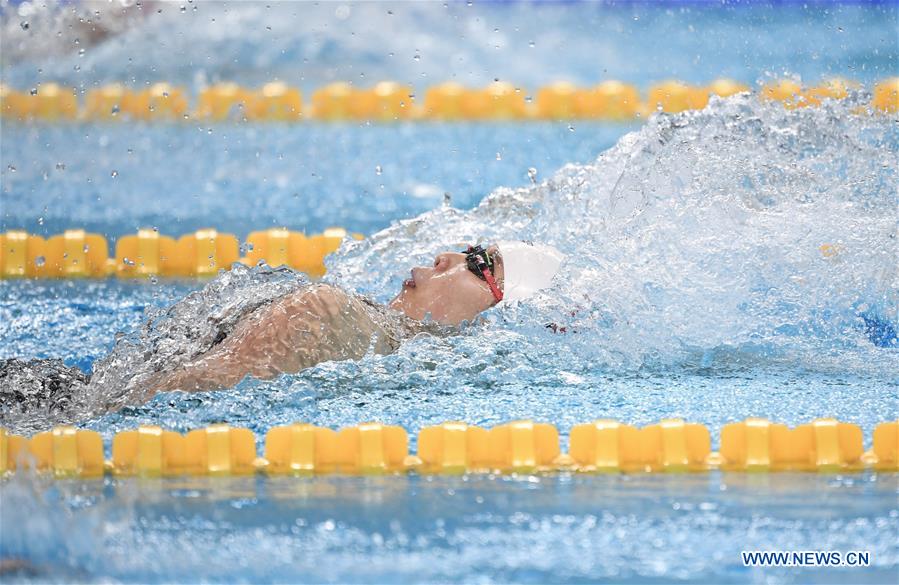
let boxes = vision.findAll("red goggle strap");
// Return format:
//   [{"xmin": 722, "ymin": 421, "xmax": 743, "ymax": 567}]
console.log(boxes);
[
  {"xmin": 481, "ymin": 266, "xmax": 503, "ymax": 302},
  {"xmin": 466, "ymin": 245, "xmax": 503, "ymax": 302}
]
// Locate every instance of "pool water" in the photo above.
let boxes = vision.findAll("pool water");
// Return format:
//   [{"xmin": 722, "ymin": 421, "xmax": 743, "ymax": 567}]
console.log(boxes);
[
  {"xmin": 2, "ymin": 1, "xmax": 899, "ymax": 583},
  {"xmin": 1, "ymin": 473, "xmax": 897, "ymax": 583}
]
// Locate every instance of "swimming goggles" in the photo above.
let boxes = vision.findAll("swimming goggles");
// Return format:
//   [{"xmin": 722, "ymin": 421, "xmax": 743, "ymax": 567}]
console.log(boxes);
[{"xmin": 463, "ymin": 245, "xmax": 504, "ymax": 302}]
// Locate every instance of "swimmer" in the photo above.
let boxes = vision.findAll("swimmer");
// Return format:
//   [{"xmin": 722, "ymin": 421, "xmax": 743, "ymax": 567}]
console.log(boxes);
[
  {"xmin": 145, "ymin": 241, "xmax": 564, "ymax": 394},
  {"xmin": 0, "ymin": 241, "xmax": 564, "ymax": 426}
]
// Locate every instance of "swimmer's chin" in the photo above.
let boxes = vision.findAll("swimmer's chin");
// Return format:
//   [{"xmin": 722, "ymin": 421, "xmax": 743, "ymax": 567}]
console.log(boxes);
[{"xmin": 388, "ymin": 288, "xmax": 412, "ymax": 316}]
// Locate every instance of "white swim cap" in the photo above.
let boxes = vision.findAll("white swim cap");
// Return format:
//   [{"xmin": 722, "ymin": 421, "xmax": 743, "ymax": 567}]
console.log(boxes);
[{"xmin": 496, "ymin": 241, "xmax": 565, "ymax": 303}]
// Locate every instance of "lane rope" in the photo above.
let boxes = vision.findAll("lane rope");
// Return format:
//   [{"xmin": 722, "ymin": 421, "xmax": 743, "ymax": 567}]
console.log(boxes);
[
  {"xmin": 2, "ymin": 78, "xmax": 896, "ymax": 122},
  {"xmin": 2, "ymin": 419, "xmax": 896, "ymax": 477}
]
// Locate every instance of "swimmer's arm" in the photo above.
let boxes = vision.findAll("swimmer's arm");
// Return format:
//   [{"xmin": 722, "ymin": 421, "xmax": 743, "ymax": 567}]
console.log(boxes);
[{"xmin": 149, "ymin": 284, "xmax": 378, "ymax": 393}]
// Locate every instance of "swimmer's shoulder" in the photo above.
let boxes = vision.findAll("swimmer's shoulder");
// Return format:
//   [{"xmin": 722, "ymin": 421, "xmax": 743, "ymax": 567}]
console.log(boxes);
[{"xmin": 277, "ymin": 283, "xmax": 356, "ymax": 315}]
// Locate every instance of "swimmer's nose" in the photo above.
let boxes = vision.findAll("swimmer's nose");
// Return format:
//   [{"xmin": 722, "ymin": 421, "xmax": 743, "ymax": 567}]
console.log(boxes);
[{"xmin": 432, "ymin": 252, "xmax": 466, "ymax": 273}]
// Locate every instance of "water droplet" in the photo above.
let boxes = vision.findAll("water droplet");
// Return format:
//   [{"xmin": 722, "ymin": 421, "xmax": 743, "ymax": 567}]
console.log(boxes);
[
  {"xmin": 375, "ymin": 165, "xmax": 382, "ymax": 176},
  {"xmin": 20, "ymin": 21, "xmax": 29, "ymax": 30},
  {"xmin": 527, "ymin": 167, "xmax": 538, "ymax": 184},
  {"xmin": 568, "ymin": 124, "xmax": 575, "ymax": 132},
  {"xmin": 413, "ymin": 53, "xmax": 421, "ymax": 62},
  {"xmin": 56, "ymin": 162, "xmax": 66, "ymax": 171},
  {"xmin": 78, "ymin": 48, "xmax": 85, "ymax": 57},
  {"xmin": 443, "ymin": 192, "xmax": 452, "ymax": 207},
  {"xmin": 123, "ymin": 257, "xmax": 136, "ymax": 266},
  {"xmin": 6, "ymin": 165, "xmax": 15, "ymax": 172},
  {"xmin": 111, "ymin": 105, "xmax": 120, "ymax": 115},
  {"xmin": 110, "ymin": 170, "xmax": 118, "ymax": 178},
  {"xmin": 34, "ymin": 256, "xmax": 45, "ymax": 267},
  {"xmin": 37, "ymin": 217, "xmax": 44, "ymax": 225},
  {"xmin": 30, "ymin": 88, "xmax": 38, "ymax": 96},
  {"xmin": 149, "ymin": 275, "xmax": 158, "ymax": 285},
  {"xmin": 83, "ymin": 244, "xmax": 90, "ymax": 253},
  {"xmin": 495, "ymin": 152, "xmax": 502, "ymax": 161},
  {"xmin": 528, "ymin": 40, "xmax": 535, "ymax": 48},
  {"xmin": 180, "ymin": 5, "xmax": 187, "ymax": 13}
]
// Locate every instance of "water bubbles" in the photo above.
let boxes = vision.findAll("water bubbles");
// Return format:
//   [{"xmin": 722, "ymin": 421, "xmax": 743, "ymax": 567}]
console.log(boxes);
[
  {"xmin": 443, "ymin": 192, "xmax": 453, "ymax": 207},
  {"xmin": 20, "ymin": 21, "xmax": 29, "ymax": 30},
  {"xmin": 413, "ymin": 53, "xmax": 421, "ymax": 62},
  {"xmin": 568, "ymin": 124, "xmax": 575, "ymax": 132},
  {"xmin": 527, "ymin": 167, "xmax": 538, "ymax": 184},
  {"xmin": 111, "ymin": 105, "xmax": 120, "ymax": 115},
  {"xmin": 30, "ymin": 88, "xmax": 37, "ymax": 96},
  {"xmin": 528, "ymin": 40, "xmax": 535, "ymax": 48},
  {"xmin": 83, "ymin": 244, "xmax": 90, "ymax": 253},
  {"xmin": 37, "ymin": 217, "xmax": 44, "ymax": 226},
  {"xmin": 6, "ymin": 165, "xmax": 15, "ymax": 173},
  {"xmin": 78, "ymin": 48, "xmax": 85, "ymax": 57},
  {"xmin": 123, "ymin": 257, "xmax": 136, "ymax": 266},
  {"xmin": 34, "ymin": 256, "xmax": 45, "ymax": 267},
  {"xmin": 495, "ymin": 152, "xmax": 502, "ymax": 161},
  {"xmin": 239, "ymin": 241, "xmax": 255, "ymax": 255},
  {"xmin": 110, "ymin": 170, "xmax": 118, "ymax": 178},
  {"xmin": 375, "ymin": 165, "xmax": 383, "ymax": 176},
  {"xmin": 180, "ymin": 5, "xmax": 187, "ymax": 13}
]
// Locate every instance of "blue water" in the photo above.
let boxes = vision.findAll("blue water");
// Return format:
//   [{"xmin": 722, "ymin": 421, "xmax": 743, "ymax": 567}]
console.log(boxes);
[
  {"xmin": 1, "ymin": 473, "xmax": 897, "ymax": 583},
  {"xmin": 0, "ymin": 123, "xmax": 630, "ymax": 238},
  {"xmin": 2, "ymin": 1, "xmax": 899, "ymax": 583}
]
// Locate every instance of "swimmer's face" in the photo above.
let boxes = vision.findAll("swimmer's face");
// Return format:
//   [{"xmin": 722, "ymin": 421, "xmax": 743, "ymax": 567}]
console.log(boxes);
[{"xmin": 388, "ymin": 245, "xmax": 503, "ymax": 325}]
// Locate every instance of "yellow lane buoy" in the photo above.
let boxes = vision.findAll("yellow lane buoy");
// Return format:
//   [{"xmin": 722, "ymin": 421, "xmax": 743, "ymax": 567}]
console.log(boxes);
[
  {"xmin": 30, "ymin": 82, "xmax": 78, "ymax": 120},
  {"xmin": 577, "ymin": 81, "xmax": 642, "ymax": 120},
  {"xmin": 351, "ymin": 81, "xmax": 414, "ymax": 121},
  {"xmin": 647, "ymin": 80, "xmax": 709, "ymax": 114},
  {"xmin": 417, "ymin": 422, "xmax": 491, "ymax": 474},
  {"xmin": 569, "ymin": 419, "xmax": 643, "ymax": 472},
  {"xmin": 423, "ymin": 81, "xmax": 468, "ymax": 120},
  {"xmin": 195, "ymin": 82, "xmax": 253, "ymax": 121},
  {"xmin": 310, "ymin": 81, "xmax": 355, "ymax": 121},
  {"xmin": 707, "ymin": 78, "xmax": 750, "ymax": 98},
  {"xmin": 872, "ymin": 77, "xmax": 899, "ymax": 113},
  {"xmin": 247, "ymin": 81, "xmax": 303, "ymax": 121},
  {"xmin": 462, "ymin": 81, "xmax": 528, "ymax": 120}
]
